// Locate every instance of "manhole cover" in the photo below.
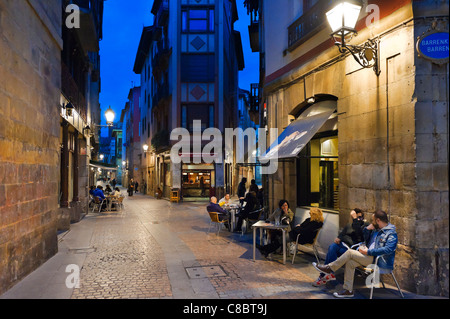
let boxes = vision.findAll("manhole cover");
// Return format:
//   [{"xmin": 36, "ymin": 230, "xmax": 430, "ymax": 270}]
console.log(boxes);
[
  {"xmin": 69, "ymin": 247, "xmax": 96, "ymax": 254},
  {"xmin": 185, "ymin": 266, "xmax": 227, "ymax": 279},
  {"xmin": 208, "ymin": 239, "xmax": 230, "ymax": 245}
]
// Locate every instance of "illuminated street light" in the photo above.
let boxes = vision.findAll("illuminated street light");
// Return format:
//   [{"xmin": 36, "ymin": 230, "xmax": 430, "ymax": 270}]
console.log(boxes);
[
  {"xmin": 326, "ymin": 0, "xmax": 380, "ymax": 75},
  {"xmin": 105, "ymin": 106, "xmax": 115, "ymax": 126}
]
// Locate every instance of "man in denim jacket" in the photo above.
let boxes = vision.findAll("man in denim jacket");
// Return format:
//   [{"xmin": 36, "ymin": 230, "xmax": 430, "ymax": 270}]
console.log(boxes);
[{"xmin": 313, "ymin": 210, "xmax": 398, "ymax": 298}]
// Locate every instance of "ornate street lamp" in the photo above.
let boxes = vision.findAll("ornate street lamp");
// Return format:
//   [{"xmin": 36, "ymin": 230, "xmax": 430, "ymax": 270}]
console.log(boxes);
[
  {"xmin": 65, "ymin": 102, "xmax": 74, "ymax": 117},
  {"xmin": 143, "ymin": 144, "xmax": 149, "ymax": 152},
  {"xmin": 326, "ymin": 0, "xmax": 380, "ymax": 75},
  {"xmin": 104, "ymin": 106, "xmax": 115, "ymax": 126}
]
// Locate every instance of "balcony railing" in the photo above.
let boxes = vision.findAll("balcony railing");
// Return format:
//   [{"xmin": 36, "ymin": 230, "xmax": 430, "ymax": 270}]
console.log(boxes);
[
  {"xmin": 287, "ymin": 0, "xmax": 333, "ymax": 51},
  {"xmin": 152, "ymin": 38, "xmax": 171, "ymax": 80},
  {"xmin": 156, "ymin": 0, "xmax": 169, "ymax": 26},
  {"xmin": 61, "ymin": 62, "xmax": 87, "ymax": 122},
  {"xmin": 152, "ymin": 85, "xmax": 170, "ymax": 109}
]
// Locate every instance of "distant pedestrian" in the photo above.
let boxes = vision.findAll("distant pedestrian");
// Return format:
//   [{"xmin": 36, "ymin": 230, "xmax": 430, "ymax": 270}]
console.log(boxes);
[
  {"xmin": 128, "ymin": 179, "xmax": 134, "ymax": 196},
  {"xmin": 134, "ymin": 181, "xmax": 139, "ymax": 193},
  {"xmin": 200, "ymin": 176, "xmax": 205, "ymax": 197}
]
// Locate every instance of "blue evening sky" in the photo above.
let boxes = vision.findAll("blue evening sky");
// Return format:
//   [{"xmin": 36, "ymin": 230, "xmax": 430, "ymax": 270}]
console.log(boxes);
[{"xmin": 99, "ymin": 0, "xmax": 259, "ymax": 132}]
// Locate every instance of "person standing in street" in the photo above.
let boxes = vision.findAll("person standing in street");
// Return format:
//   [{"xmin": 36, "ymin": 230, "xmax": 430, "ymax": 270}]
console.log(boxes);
[
  {"xmin": 237, "ymin": 177, "xmax": 247, "ymax": 205},
  {"xmin": 128, "ymin": 179, "xmax": 134, "ymax": 196}
]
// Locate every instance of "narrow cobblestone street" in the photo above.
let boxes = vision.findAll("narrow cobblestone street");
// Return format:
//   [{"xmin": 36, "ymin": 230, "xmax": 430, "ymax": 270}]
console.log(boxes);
[
  {"xmin": 2, "ymin": 191, "xmax": 420, "ymax": 301},
  {"xmin": 69, "ymin": 192, "xmax": 332, "ymax": 299}
]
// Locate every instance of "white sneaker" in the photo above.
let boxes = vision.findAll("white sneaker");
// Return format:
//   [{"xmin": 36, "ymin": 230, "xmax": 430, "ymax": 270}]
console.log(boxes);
[{"xmin": 289, "ymin": 242, "xmax": 297, "ymax": 255}]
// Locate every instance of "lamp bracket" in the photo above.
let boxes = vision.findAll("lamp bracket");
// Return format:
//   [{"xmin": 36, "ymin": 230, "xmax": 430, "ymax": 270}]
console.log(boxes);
[{"xmin": 334, "ymin": 34, "xmax": 381, "ymax": 76}]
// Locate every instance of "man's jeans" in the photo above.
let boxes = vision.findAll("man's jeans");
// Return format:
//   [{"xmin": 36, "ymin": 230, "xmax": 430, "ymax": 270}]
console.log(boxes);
[{"xmin": 325, "ymin": 242, "xmax": 348, "ymax": 265}]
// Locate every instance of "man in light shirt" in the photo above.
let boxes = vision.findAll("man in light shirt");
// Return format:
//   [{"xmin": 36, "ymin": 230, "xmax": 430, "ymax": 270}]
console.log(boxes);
[{"xmin": 218, "ymin": 194, "xmax": 231, "ymax": 206}]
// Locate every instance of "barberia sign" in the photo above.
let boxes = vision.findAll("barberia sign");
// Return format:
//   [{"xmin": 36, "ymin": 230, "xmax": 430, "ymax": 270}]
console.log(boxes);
[{"xmin": 416, "ymin": 30, "xmax": 449, "ymax": 65}]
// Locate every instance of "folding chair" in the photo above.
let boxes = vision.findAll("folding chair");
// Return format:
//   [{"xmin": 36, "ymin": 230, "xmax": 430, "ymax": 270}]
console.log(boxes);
[
  {"xmin": 207, "ymin": 211, "xmax": 229, "ymax": 236},
  {"xmin": 110, "ymin": 196, "xmax": 124, "ymax": 211},
  {"xmin": 291, "ymin": 228, "xmax": 321, "ymax": 264},
  {"xmin": 91, "ymin": 196, "xmax": 105, "ymax": 213},
  {"xmin": 351, "ymin": 243, "xmax": 404, "ymax": 299}
]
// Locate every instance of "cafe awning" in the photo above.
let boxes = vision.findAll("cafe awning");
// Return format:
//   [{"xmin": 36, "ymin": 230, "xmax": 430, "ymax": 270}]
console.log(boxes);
[
  {"xmin": 260, "ymin": 100, "xmax": 337, "ymax": 161},
  {"xmin": 89, "ymin": 160, "xmax": 118, "ymax": 171}
]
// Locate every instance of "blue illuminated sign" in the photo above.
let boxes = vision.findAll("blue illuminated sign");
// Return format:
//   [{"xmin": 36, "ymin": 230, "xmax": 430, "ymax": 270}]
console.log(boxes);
[{"xmin": 417, "ymin": 31, "xmax": 449, "ymax": 64}]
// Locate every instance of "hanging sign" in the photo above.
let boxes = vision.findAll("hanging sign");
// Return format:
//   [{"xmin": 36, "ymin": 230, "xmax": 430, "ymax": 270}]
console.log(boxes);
[{"xmin": 416, "ymin": 31, "xmax": 449, "ymax": 65}]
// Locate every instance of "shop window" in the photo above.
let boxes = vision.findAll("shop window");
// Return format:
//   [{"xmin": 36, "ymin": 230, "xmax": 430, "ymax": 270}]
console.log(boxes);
[{"xmin": 297, "ymin": 134, "xmax": 339, "ymax": 210}]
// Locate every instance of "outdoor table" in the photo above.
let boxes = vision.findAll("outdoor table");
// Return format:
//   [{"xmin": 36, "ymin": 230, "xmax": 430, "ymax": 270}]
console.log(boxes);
[
  {"xmin": 251, "ymin": 220, "xmax": 289, "ymax": 264},
  {"xmin": 223, "ymin": 203, "xmax": 240, "ymax": 231}
]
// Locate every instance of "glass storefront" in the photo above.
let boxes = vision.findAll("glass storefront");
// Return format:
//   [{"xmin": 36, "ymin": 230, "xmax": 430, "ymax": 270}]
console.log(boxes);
[
  {"xmin": 182, "ymin": 164, "xmax": 214, "ymax": 198},
  {"xmin": 297, "ymin": 134, "xmax": 338, "ymax": 210}
]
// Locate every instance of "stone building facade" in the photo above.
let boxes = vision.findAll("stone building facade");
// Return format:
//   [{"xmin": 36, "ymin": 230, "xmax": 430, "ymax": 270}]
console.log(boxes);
[
  {"xmin": 133, "ymin": 0, "xmax": 244, "ymax": 200},
  {"xmin": 249, "ymin": 0, "xmax": 448, "ymax": 296},
  {"xmin": 0, "ymin": 0, "xmax": 62, "ymax": 294}
]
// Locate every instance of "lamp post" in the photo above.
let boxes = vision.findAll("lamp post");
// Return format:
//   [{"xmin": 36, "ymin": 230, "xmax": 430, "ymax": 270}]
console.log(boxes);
[
  {"xmin": 143, "ymin": 144, "xmax": 149, "ymax": 195},
  {"xmin": 326, "ymin": 0, "xmax": 380, "ymax": 75}
]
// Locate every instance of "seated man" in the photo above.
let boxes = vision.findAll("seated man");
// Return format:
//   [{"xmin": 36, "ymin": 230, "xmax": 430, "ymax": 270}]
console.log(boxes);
[
  {"xmin": 218, "ymin": 194, "xmax": 231, "ymax": 206},
  {"xmin": 207, "ymin": 196, "xmax": 231, "ymax": 230},
  {"xmin": 92, "ymin": 185, "xmax": 107, "ymax": 210},
  {"xmin": 313, "ymin": 210, "xmax": 398, "ymax": 298},
  {"xmin": 93, "ymin": 185, "xmax": 105, "ymax": 200},
  {"xmin": 312, "ymin": 208, "xmax": 369, "ymax": 287}
]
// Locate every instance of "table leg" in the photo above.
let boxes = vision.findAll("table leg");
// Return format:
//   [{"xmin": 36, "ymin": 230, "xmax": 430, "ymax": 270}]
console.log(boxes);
[
  {"xmin": 283, "ymin": 229, "xmax": 286, "ymax": 265},
  {"xmin": 259, "ymin": 228, "xmax": 263, "ymax": 246},
  {"xmin": 253, "ymin": 227, "xmax": 256, "ymax": 262},
  {"xmin": 231, "ymin": 210, "xmax": 235, "ymax": 231}
]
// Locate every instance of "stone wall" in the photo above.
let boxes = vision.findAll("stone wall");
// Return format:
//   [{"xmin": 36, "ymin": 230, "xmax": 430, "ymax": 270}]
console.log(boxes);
[
  {"xmin": 0, "ymin": 0, "xmax": 62, "ymax": 294},
  {"xmin": 411, "ymin": 5, "xmax": 449, "ymax": 296}
]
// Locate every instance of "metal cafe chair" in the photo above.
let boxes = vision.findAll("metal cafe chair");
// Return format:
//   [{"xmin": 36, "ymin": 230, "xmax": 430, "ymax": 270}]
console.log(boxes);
[
  {"xmin": 110, "ymin": 196, "xmax": 124, "ymax": 211},
  {"xmin": 207, "ymin": 211, "xmax": 229, "ymax": 236},
  {"xmin": 91, "ymin": 196, "xmax": 105, "ymax": 213},
  {"xmin": 351, "ymin": 242, "xmax": 404, "ymax": 299},
  {"xmin": 291, "ymin": 228, "xmax": 321, "ymax": 265}
]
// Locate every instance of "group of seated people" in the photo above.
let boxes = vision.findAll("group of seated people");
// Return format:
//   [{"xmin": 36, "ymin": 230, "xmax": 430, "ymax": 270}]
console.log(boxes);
[
  {"xmin": 89, "ymin": 185, "xmax": 124, "ymax": 211},
  {"xmin": 206, "ymin": 191, "xmax": 262, "ymax": 233},
  {"xmin": 207, "ymin": 194, "xmax": 398, "ymax": 298}
]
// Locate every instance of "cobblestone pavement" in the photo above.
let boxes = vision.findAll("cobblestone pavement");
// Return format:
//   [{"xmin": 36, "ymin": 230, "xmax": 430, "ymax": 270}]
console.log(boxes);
[
  {"xmin": 2, "ymin": 191, "xmax": 419, "ymax": 300},
  {"xmin": 68, "ymin": 193, "xmax": 337, "ymax": 299}
]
